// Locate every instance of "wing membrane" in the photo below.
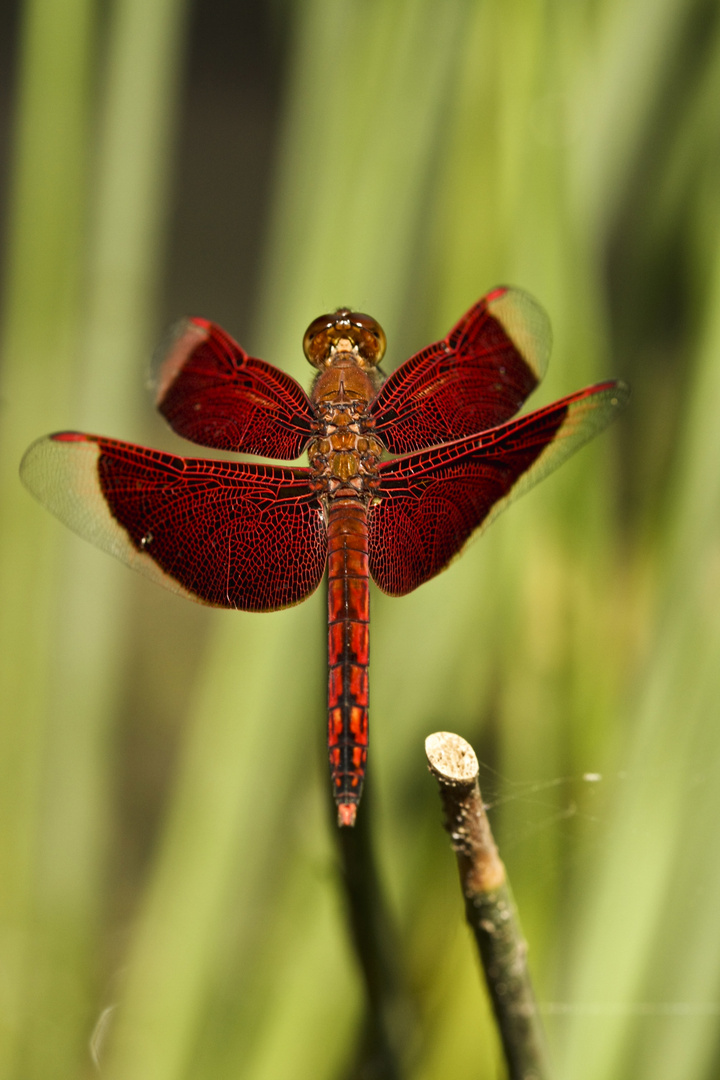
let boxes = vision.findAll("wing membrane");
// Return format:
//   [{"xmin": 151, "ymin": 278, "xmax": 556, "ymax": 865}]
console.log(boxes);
[
  {"xmin": 369, "ymin": 381, "xmax": 628, "ymax": 595},
  {"xmin": 370, "ymin": 287, "xmax": 551, "ymax": 453},
  {"xmin": 153, "ymin": 318, "xmax": 316, "ymax": 459},
  {"xmin": 21, "ymin": 433, "xmax": 327, "ymax": 610}
]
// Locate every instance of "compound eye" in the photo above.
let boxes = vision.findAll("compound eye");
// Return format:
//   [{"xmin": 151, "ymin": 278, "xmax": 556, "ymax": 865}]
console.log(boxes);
[
  {"xmin": 302, "ymin": 314, "xmax": 338, "ymax": 367},
  {"xmin": 303, "ymin": 309, "xmax": 386, "ymax": 368},
  {"xmin": 349, "ymin": 312, "xmax": 386, "ymax": 366}
]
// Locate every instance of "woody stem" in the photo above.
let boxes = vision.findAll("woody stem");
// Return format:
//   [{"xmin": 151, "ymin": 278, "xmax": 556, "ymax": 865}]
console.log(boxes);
[{"xmin": 426, "ymin": 731, "xmax": 553, "ymax": 1080}]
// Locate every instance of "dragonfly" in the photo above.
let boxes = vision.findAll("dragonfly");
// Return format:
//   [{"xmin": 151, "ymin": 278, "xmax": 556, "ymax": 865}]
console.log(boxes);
[{"xmin": 21, "ymin": 287, "xmax": 627, "ymax": 826}]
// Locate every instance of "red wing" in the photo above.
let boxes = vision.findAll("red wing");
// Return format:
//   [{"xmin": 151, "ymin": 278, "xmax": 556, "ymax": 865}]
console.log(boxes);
[
  {"xmin": 369, "ymin": 288, "xmax": 552, "ymax": 454},
  {"xmin": 368, "ymin": 381, "xmax": 628, "ymax": 595},
  {"xmin": 20, "ymin": 433, "xmax": 327, "ymax": 610},
  {"xmin": 152, "ymin": 317, "xmax": 317, "ymax": 459}
]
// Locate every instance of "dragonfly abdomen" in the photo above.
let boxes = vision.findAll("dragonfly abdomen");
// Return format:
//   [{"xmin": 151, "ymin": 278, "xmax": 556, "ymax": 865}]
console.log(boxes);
[{"xmin": 326, "ymin": 499, "xmax": 370, "ymax": 827}]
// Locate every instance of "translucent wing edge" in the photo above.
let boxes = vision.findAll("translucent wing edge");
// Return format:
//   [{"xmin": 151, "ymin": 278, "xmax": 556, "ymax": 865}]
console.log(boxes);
[
  {"xmin": 468, "ymin": 379, "xmax": 629, "ymax": 540},
  {"xmin": 20, "ymin": 433, "xmax": 201, "ymax": 604},
  {"xmin": 150, "ymin": 317, "xmax": 210, "ymax": 403},
  {"xmin": 485, "ymin": 287, "xmax": 552, "ymax": 383}
]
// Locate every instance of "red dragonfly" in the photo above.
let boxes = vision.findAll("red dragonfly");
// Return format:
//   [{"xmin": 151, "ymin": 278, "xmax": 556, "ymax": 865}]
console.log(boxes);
[{"xmin": 21, "ymin": 287, "xmax": 627, "ymax": 826}]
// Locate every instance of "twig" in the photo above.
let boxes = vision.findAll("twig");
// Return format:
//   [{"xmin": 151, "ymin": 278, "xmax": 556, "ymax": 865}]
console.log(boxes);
[
  {"xmin": 333, "ymin": 786, "xmax": 419, "ymax": 1080},
  {"xmin": 425, "ymin": 732, "xmax": 553, "ymax": 1080}
]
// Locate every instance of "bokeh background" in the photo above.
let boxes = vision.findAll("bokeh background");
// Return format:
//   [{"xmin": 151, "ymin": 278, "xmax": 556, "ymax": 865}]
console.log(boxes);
[{"xmin": 2, "ymin": 1, "xmax": 720, "ymax": 1078}]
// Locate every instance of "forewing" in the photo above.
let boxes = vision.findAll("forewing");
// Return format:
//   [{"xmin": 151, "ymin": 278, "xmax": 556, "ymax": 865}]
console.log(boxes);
[
  {"xmin": 153, "ymin": 317, "xmax": 316, "ymax": 459},
  {"xmin": 21, "ymin": 433, "xmax": 327, "ymax": 610},
  {"xmin": 369, "ymin": 381, "xmax": 628, "ymax": 595},
  {"xmin": 369, "ymin": 288, "xmax": 552, "ymax": 453}
]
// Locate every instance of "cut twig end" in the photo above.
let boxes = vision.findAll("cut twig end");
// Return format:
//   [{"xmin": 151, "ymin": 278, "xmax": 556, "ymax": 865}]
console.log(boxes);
[
  {"xmin": 425, "ymin": 731, "xmax": 479, "ymax": 785},
  {"xmin": 426, "ymin": 730, "xmax": 505, "ymax": 895}
]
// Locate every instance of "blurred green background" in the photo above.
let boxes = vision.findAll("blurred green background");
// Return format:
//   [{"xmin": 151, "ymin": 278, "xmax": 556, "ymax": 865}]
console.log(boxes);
[{"xmin": 2, "ymin": 0, "xmax": 720, "ymax": 1077}]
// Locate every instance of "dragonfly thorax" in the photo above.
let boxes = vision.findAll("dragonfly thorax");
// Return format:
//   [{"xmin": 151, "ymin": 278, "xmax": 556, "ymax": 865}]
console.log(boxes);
[{"xmin": 308, "ymin": 394, "xmax": 384, "ymax": 501}]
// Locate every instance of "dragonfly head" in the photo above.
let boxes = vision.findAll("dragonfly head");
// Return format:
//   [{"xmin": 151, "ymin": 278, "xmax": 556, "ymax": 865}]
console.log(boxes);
[{"xmin": 303, "ymin": 309, "xmax": 386, "ymax": 370}]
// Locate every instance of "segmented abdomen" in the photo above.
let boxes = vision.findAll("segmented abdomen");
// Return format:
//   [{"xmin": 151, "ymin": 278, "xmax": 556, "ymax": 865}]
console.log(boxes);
[{"xmin": 326, "ymin": 499, "xmax": 370, "ymax": 827}]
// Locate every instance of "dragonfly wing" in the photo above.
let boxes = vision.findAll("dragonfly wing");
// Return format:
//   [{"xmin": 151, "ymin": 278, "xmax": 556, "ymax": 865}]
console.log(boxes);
[
  {"xmin": 153, "ymin": 318, "xmax": 317, "ymax": 459},
  {"xmin": 369, "ymin": 381, "xmax": 628, "ymax": 595},
  {"xmin": 21, "ymin": 433, "xmax": 327, "ymax": 610},
  {"xmin": 369, "ymin": 287, "xmax": 552, "ymax": 453}
]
